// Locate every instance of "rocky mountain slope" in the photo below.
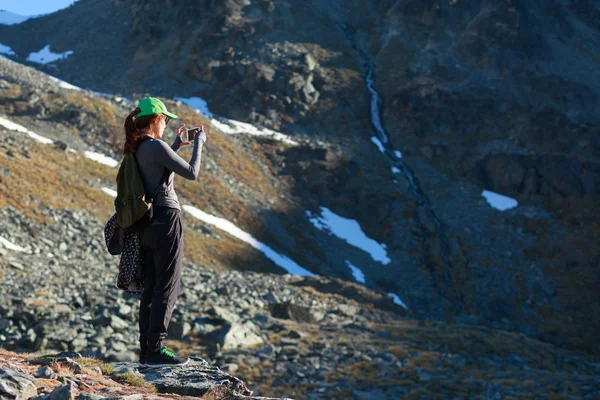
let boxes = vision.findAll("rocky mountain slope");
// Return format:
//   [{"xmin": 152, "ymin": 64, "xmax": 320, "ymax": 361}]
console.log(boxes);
[
  {"xmin": 0, "ymin": 349, "xmax": 291, "ymax": 399},
  {"xmin": 1, "ymin": 0, "xmax": 600, "ymax": 392},
  {"xmin": 0, "ymin": 89, "xmax": 600, "ymax": 399}
]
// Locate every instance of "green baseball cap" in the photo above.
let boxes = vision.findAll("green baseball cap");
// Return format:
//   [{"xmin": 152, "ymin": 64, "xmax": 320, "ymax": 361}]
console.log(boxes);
[{"xmin": 136, "ymin": 97, "xmax": 178, "ymax": 119}]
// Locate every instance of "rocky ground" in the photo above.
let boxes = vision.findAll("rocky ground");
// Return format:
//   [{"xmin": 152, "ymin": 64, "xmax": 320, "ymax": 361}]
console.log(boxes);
[
  {"xmin": 3, "ymin": 0, "xmax": 600, "ymax": 356},
  {"xmin": 1, "ymin": 204, "xmax": 600, "ymax": 399},
  {"xmin": 0, "ymin": 349, "xmax": 290, "ymax": 399}
]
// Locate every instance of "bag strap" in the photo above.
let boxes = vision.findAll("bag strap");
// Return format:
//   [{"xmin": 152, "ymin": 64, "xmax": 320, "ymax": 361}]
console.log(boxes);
[{"xmin": 135, "ymin": 136, "xmax": 171, "ymax": 202}]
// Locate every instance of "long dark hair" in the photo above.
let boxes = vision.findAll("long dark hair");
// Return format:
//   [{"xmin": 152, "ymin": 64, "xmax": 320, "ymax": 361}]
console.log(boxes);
[{"xmin": 123, "ymin": 108, "xmax": 163, "ymax": 155}]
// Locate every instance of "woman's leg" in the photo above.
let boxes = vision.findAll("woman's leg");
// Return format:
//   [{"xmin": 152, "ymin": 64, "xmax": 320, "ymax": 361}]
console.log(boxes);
[
  {"xmin": 146, "ymin": 208, "xmax": 184, "ymax": 353},
  {"xmin": 138, "ymin": 248, "xmax": 156, "ymax": 359},
  {"xmin": 139, "ymin": 226, "xmax": 158, "ymax": 362}
]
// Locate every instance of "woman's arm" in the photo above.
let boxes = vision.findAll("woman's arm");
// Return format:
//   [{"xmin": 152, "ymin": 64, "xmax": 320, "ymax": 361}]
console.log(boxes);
[
  {"xmin": 170, "ymin": 136, "xmax": 182, "ymax": 152},
  {"xmin": 154, "ymin": 139, "xmax": 204, "ymax": 180}
]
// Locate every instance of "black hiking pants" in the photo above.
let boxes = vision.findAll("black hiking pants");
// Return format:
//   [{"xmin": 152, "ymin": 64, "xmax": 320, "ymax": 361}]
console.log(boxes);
[{"xmin": 139, "ymin": 207, "xmax": 184, "ymax": 352}]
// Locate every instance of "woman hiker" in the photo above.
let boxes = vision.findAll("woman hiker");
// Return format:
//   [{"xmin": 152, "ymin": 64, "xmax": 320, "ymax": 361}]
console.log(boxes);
[{"xmin": 122, "ymin": 97, "xmax": 207, "ymax": 366}]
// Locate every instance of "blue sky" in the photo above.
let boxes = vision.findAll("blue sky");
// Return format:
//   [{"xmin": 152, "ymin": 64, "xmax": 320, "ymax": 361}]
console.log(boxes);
[{"xmin": 1, "ymin": 0, "xmax": 78, "ymax": 16}]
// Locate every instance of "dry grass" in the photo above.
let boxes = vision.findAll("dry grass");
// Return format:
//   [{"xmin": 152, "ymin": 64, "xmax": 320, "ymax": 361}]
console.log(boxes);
[
  {"xmin": 0, "ymin": 349, "xmax": 165, "ymax": 398},
  {"xmin": 0, "ymin": 348, "xmax": 23, "ymax": 365},
  {"xmin": 24, "ymin": 298, "xmax": 57, "ymax": 309},
  {"xmin": 388, "ymin": 345, "xmax": 410, "ymax": 358},
  {"xmin": 182, "ymin": 223, "xmax": 284, "ymax": 274},
  {"xmin": 78, "ymin": 357, "xmax": 104, "ymax": 368},
  {"xmin": 100, "ymin": 363, "xmax": 115, "ymax": 376},
  {"xmin": 369, "ymin": 319, "xmax": 563, "ymax": 370},
  {"xmin": 0, "ymin": 84, "xmax": 302, "ymax": 276},
  {"xmin": 49, "ymin": 361, "xmax": 74, "ymax": 376},
  {"xmin": 404, "ymin": 350, "xmax": 439, "ymax": 369},
  {"xmin": 34, "ymin": 378, "xmax": 62, "ymax": 395},
  {"xmin": 113, "ymin": 372, "xmax": 157, "ymax": 392},
  {"xmin": 0, "ymin": 138, "xmax": 114, "ymax": 224}
]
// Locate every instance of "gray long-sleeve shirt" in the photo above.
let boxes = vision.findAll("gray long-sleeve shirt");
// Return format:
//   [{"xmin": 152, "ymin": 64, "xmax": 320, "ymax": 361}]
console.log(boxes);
[{"xmin": 136, "ymin": 135, "xmax": 204, "ymax": 211}]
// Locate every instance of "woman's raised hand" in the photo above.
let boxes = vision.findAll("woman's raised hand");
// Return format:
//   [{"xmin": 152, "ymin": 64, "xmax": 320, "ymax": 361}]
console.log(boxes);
[
  {"xmin": 197, "ymin": 125, "xmax": 207, "ymax": 144},
  {"xmin": 177, "ymin": 124, "xmax": 191, "ymax": 147}
]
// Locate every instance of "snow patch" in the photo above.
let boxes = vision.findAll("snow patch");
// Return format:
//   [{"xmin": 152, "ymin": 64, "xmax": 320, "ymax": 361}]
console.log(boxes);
[
  {"xmin": 394, "ymin": 150, "xmax": 402, "ymax": 159},
  {"xmin": 307, "ymin": 207, "xmax": 391, "ymax": 265},
  {"xmin": 49, "ymin": 75, "xmax": 82, "ymax": 91},
  {"xmin": 481, "ymin": 190, "xmax": 518, "ymax": 211},
  {"xmin": 0, "ymin": 42, "xmax": 15, "ymax": 56},
  {"xmin": 84, "ymin": 151, "xmax": 119, "ymax": 168},
  {"xmin": 0, "ymin": 116, "xmax": 53, "ymax": 144},
  {"xmin": 371, "ymin": 136, "xmax": 385, "ymax": 153},
  {"xmin": 211, "ymin": 118, "xmax": 299, "ymax": 145},
  {"xmin": 366, "ymin": 68, "xmax": 388, "ymax": 144},
  {"xmin": 388, "ymin": 293, "xmax": 408, "ymax": 309},
  {"xmin": 101, "ymin": 187, "xmax": 118, "ymax": 198},
  {"xmin": 183, "ymin": 205, "xmax": 314, "ymax": 276},
  {"xmin": 176, "ymin": 96, "xmax": 299, "ymax": 146},
  {"xmin": 345, "ymin": 260, "xmax": 365, "ymax": 284},
  {"xmin": 27, "ymin": 45, "xmax": 73, "ymax": 64},
  {"xmin": 0, "ymin": 236, "xmax": 26, "ymax": 252},
  {"xmin": 175, "ymin": 96, "xmax": 214, "ymax": 117},
  {"xmin": 391, "ymin": 167, "xmax": 400, "ymax": 174}
]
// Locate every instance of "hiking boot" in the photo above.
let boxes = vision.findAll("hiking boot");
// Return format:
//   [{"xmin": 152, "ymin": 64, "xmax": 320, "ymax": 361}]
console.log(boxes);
[
  {"xmin": 145, "ymin": 346, "xmax": 189, "ymax": 367},
  {"xmin": 139, "ymin": 338, "xmax": 148, "ymax": 365}
]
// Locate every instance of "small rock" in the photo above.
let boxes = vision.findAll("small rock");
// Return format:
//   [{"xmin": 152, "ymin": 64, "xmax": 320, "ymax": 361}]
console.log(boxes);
[
  {"xmin": 76, "ymin": 393, "xmax": 104, "ymax": 400},
  {"xmin": 8, "ymin": 262, "xmax": 25, "ymax": 270},
  {"xmin": 105, "ymin": 350, "xmax": 137, "ymax": 362},
  {"xmin": 286, "ymin": 330, "xmax": 304, "ymax": 339},
  {"xmin": 109, "ymin": 315, "xmax": 128, "ymax": 330},
  {"xmin": 0, "ymin": 367, "xmax": 37, "ymax": 400},
  {"xmin": 110, "ymin": 341, "xmax": 128, "ymax": 353},
  {"xmin": 47, "ymin": 382, "xmax": 76, "ymax": 400},
  {"xmin": 60, "ymin": 358, "xmax": 83, "ymax": 374},
  {"xmin": 168, "ymin": 321, "xmax": 191, "ymax": 340},
  {"xmin": 117, "ymin": 304, "xmax": 132, "ymax": 317},
  {"xmin": 0, "ymin": 319, "xmax": 12, "ymax": 331},
  {"xmin": 338, "ymin": 304, "xmax": 358, "ymax": 317},
  {"xmin": 269, "ymin": 302, "xmax": 315, "ymax": 323},
  {"xmin": 262, "ymin": 292, "xmax": 280, "ymax": 303},
  {"xmin": 280, "ymin": 338, "xmax": 299, "ymax": 347},
  {"xmin": 53, "ymin": 141, "xmax": 69, "ymax": 152},
  {"xmin": 35, "ymin": 366, "xmax": 58, "ymax": 379},
  {"xmin": 220, "ymin": 363, "xmax": 239, "ymax": 373},
  {"xmin": 222, "ymin": 321, "xmax": 265, "ymax": 351},
  {"xmin": 257, "ymin": 344, "xmax": 276, "ymax": 358}
]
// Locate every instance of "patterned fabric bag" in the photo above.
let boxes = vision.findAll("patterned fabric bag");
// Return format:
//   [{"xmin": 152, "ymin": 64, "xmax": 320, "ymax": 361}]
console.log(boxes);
[{"xmin": 104, "ymin": 213, "xmax": 145, "ymax": 294}]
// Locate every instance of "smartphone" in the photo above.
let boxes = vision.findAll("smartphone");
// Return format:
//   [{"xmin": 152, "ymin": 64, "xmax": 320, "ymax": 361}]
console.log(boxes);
[{"xmin": 186, "ymin": 128, "xmax": 199, "ymax": 142}]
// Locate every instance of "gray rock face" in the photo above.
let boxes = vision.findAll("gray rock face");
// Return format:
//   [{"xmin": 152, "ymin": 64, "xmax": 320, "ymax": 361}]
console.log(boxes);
[
  {"xmin": 114, "ymin": 359, "xmax": 292, "ymax": 399},
  {"xmin": 0, "ymin": 368, "xmax": 37, "ymax": 400}
]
